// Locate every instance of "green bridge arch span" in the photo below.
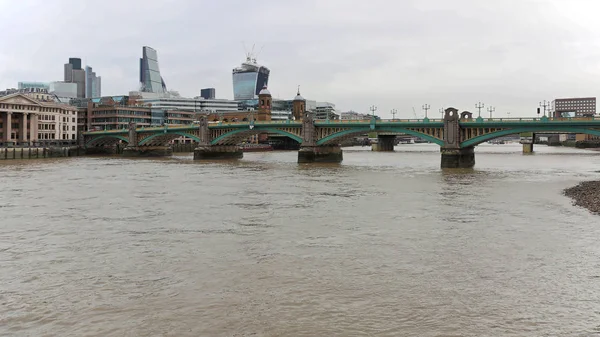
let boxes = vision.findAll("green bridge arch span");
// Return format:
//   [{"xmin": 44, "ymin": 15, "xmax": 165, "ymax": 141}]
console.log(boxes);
[
  {"xmin": 138, "ymin": 131, "xmax": 202, "ymax": 146},
  {"xmin": 210, "ymin": 128, "xmax": 303, "ymax": 145},
  {"xmin": 461, "ymin": 126, "xmax": 600, "ymax": 148},
  {"xmin": 316, "ymin": 127, "xmax": 445, "ymax": 146},
  {"xmin": 85, "ymin": 135, "xmax": 129, "ymax": 147}
]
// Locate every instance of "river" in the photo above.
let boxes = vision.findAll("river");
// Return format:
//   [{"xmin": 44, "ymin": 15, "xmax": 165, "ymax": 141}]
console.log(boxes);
[{"xmin": 1, "ymin": 143, "xmax": 600, "ymax": 336}]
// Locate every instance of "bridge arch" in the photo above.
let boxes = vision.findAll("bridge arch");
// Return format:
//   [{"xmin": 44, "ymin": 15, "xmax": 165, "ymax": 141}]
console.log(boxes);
[
  {"xmin": 138, "ymin": 131, "xmax": 202, "ymax": 146},
  {"xmin": 461, "ymin": 126, "xmax": 600, "ymax": 148},
  {"xmin": 211, "ymin": 128, "xmax": 303, "ymax": 145},
  {"xmin": 85, "ymin": 135, "xmax": 129, "ymax": 147},
  {"xmin": 316, "ymin": 127, "xmax": 445, "ymax": 146}
]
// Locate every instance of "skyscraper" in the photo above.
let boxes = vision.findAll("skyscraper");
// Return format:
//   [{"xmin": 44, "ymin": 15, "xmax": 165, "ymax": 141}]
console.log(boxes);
[
  {"xmin": 232, "ymin": 52, "xmax": 270, "ymax": 100},
  {"xmin": 85, "ymin": 66, "xmax": 101, "ymax": 98},
  {"xmin": 139, "ymin": 46, "xmax": 167, "ymax": 94},
  {"xmin": 64, "ymin": 58, "xmax": 85, "ymax": 98},
  {"xmin": 200, "ymin": 88, "xmax": 216, "ymax": 99}
]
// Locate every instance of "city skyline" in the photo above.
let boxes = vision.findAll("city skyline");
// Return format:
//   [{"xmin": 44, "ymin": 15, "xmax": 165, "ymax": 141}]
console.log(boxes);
[{"xmin": 1, "ymin": 0, "xmax": 600, "ymax": 117}]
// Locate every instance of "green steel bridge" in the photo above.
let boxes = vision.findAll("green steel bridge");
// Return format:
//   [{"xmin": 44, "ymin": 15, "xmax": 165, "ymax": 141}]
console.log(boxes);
[{"xmin": 81, "ymin": 108, "xmax": 600, "ymax": 167}]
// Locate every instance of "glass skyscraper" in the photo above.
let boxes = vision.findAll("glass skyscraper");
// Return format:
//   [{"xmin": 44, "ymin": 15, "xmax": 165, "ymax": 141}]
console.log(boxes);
[
  {"xmin": 85, "ymin": 66, "xmax": 101, "ymax": 98},
  {"xmin": 232, "ymin": 54, "xmax": 270, "ymax": 100},
  {"xmin": 140, "ymin": 46, "xmax": 167, "ymax": 94}
]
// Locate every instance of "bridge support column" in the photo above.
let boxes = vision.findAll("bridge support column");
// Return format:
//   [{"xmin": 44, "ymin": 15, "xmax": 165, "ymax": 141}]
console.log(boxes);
[
  {"xmin": 372, "ymin": 135, "xmax": 395, "ymax": 151},
  {"xmin": 298, "ymin": 145, "xmax": 343, "ymax": 163},
  {"xmin": 520, "ymin": 132, "xmax": 535, "ymax": 153},
  {"xmin": 122, "ymin": 146, "xmax": 173, "ymax": 157},
  {"xmin": 194, "ymin": 145, "xmax": 243, "ymax": 160},
  {"xmin": 441, "ymin": 146, "xmax": 475, "ymax": 168}
]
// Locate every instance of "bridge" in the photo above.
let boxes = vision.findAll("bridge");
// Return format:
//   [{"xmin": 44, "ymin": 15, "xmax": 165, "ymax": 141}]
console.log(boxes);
[{"xmin": 82, "ymin": 107, "xmax": 600, "ymax": 168}]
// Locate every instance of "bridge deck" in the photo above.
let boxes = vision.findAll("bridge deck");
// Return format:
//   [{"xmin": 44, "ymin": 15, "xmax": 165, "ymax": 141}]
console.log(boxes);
[{"xmin": 82, "ymin": 116, "xmax": 600, "ymax": 136}]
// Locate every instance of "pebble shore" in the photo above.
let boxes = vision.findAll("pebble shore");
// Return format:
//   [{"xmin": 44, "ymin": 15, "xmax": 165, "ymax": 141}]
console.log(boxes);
[{"xmin": 564, "ymin": 181, "xmax": 600, "ymax": 215}]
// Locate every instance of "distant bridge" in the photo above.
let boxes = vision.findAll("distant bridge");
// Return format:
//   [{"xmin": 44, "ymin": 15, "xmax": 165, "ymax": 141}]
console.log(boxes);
[{"xmin": 82, "ymin": 108, "xmax": 600, "ymax": 167}]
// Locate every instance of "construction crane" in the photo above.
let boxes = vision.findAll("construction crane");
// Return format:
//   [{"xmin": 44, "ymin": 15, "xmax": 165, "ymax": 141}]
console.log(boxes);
[
  {"xmin": 412, "ymin": 107, "xmax": 418, "ymax": 119},
  {"xmin": 241, "ymin": 42, "xmax": 265, "ymax": 63}
]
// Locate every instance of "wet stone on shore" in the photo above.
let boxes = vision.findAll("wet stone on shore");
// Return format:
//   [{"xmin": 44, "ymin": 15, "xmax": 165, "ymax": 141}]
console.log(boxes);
[{"xmin": 564, "ymin": 181, "xmax": 600, "ymax": 215}]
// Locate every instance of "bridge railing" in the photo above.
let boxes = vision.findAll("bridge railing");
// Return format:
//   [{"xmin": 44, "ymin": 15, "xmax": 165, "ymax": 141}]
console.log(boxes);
[
  {"xmin": 377, "ymin": 119, "xmax": 444, "ymax": 123},
  {"xmin": 459, "ymin": 116, "xmax": 600, "ymax": 123}
]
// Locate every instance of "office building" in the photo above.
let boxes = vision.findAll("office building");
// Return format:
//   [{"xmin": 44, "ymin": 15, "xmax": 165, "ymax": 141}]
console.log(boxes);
[
  {"xmin": 232, "ymin": 52, "xmax": 270, "ymax": 100},
  {"xmin": 74, "ymin": 95, "xmax": 197, "ymax": 132},
  {"xmin": 0, "ymin": 87, "xmax": 54, "ymax": 101},
  {"xmin": 85, "ymin": 66, "xmax": 101, "ymax": 98},
  {"xmin": 140, "ymin": 46, "xmax": 167, "ymax": 94},
  {"xmin": 129, "ymin": 91, "xmax": 238, "ymax": 112},
  {"xmin": 552, "ymin": 97, "xmax": 596, "ymax": 117},
  {"xmin": 18, "ymin": 82, "xmax": 49, "ymax": 90},
  {"xmin": 341, "ymin": 111, "xmax": 371, "ymax": 120},
  {"xmin": 64, "ymin": 58, "xmax": 86, "ymax": 98},
  {"xmin": 200, "ymin": 88, "xmax": 216, "ymax": 99},
  {"xmin": 313, "ymin": 102, "xmax": 339, "ymax": 120},
  {"xmin": 49, "ymin": 82, "xmax": 78, "ymax": 100}
]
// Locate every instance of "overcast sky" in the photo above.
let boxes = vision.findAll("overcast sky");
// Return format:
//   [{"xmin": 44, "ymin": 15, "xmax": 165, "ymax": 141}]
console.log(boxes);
[{"xmin": 1, "ymin": 0, "xmax": 600, "ymax": 118}]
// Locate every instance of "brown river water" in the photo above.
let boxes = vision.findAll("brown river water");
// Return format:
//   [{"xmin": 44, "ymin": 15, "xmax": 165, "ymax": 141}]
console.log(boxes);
[{"xmin": 1, "ymin": 143, "xmax": 600, "ymax": 336}]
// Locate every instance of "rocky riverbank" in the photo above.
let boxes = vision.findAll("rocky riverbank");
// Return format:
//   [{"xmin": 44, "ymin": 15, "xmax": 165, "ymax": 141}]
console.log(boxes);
[{"xmin": 564, "ymin": 181, "xmax": 600, "ymax": 214}]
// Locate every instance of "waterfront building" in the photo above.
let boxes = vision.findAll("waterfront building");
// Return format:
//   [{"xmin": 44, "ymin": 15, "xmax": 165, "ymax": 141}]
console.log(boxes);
[
  {"xmin": 140, "ymin": 46, "xmax": 167, "ymax": 94},
  {"xmin": 74, "ymin": 95, "xmax": 196, "ymax": 132},
  {"xmin": 64, "ymin": 58, "xmax": 86, "ymax": 98},
  {"xmin": 164, "ymin": 110, "xmax": 196, "ymax": 125},
  {"xmin": 0, "ymin": 87, "xmax": 54, "ymax": 101},
  {"xmin": 232, "ymin": 53, "xmax": 270, "ymax": 100},
  {"xmin": 552, "ymin": 97, "xmax": 596, "ymax": 117},
  {"xmin": 0, "ymin": 93, "xmax": 77, "ymax": 145},
  {"xmin": 85, "ymin": 66, "xmax": 101, "ymax": 98},
  {"xmin": 129, "ymin": 91, "xmax": 239, "ymax": 112},
  {"xmin": 81, "ymin": 102, "xmax": 153, "ymax": 131},
  {"xmin": 200, "ymin": 88, "xmax": 216, "ymax": 99},
  {"xmin": 313, "ymin": 102, "xmax": 340, "ymax": 120},
  {"xmin": 341, "ymin": 111, "xmax": 371, "ymax": 120}
]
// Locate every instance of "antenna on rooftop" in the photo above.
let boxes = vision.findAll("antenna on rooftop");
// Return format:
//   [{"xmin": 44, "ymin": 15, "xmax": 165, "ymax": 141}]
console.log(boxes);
[{"xmin": 242, "ymin": 41, "xmax": 250, "ymax": 60}]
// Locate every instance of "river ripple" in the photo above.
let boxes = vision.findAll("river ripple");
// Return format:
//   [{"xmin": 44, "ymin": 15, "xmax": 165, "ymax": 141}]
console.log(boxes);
[{"xmin": 1, "ymin": 143, "xmax": 600, "ymax": 336}]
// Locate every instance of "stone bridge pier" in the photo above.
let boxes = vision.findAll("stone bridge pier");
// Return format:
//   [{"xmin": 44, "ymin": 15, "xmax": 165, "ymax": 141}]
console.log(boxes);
[
  {"xmin": 441, "ymin": 108, "xmax": 475, "ymax": 168},
  {"xmin": 372, "ymin": 135, "xmax": 395, "ymax": 152},
  {"xmin": 297, "ymin": 113, "xmax": 343, "ymax": 163},
  {"xmin": 520, "ymin": 132, "xmax": 535, "ymax": 153},
  {"xmin": 194, "ymin": 145, "xmax": 243, "ymax": 159},
  {"xmin": 193, "ymin": 117, "xmax": 243, "ymax": 160},
  {"xmin": 122, "ymin": 123, "xmax": 173, "ymax": 157}
]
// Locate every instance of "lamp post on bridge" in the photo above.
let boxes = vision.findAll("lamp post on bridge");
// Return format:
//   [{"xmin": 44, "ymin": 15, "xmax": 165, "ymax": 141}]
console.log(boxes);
[
  {"xmin": 540, "ymin": 100, "xmax": 549, "ymax": 117},
  {"xmin": 390, "ymin": 109, "xmax": 397, "ymax": 120},
  {"xmin": 370, "ymin": 105, "xmax": 378, "ymax": 118},
  {"xmin": 422, "ymin": 104, "xmax": 430, "ymax": 118},
  {"xmin": 487, "ymin": 106, "xmax": 495, "ymax": 119},
  {"xmin": 439, "ymin": 107, "xmax": 444, "ymax": 119},
  {"xmin": 476, "ymin": 102, "xmax": 485, "ymax": 118}
]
